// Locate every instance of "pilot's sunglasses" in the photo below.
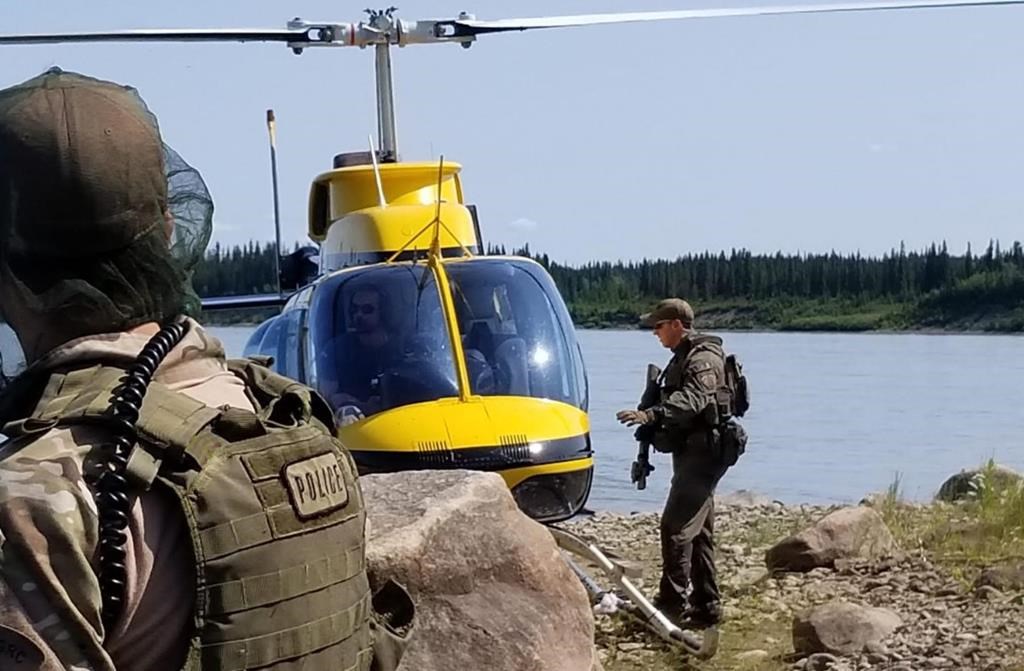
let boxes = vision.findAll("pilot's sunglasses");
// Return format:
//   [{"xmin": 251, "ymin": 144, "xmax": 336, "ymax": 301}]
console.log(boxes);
[
  {"xmin": 653, "ymin": 320, "xmax": 670, "ymax": 331},
  {"xmin": 350, "ymin": 303, "xmax": 377, "ymax": 315}
]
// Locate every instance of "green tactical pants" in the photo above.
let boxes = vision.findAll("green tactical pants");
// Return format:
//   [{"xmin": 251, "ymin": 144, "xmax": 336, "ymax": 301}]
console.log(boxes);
[{"xmin": 658, "ymin": 442, "xmax": 728, "ymax": 612}]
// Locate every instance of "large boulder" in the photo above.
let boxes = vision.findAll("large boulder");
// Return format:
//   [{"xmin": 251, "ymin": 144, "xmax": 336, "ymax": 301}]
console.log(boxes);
[
  {"xmin": 362, "ymin": 470, "xmax": 598, "ymax": 671},
  {"xmin": 765, "ymin": 506, "xmax": 896, "ymax": 572},
  {"xmin": 936, "ymin": 464, "xmax": 1022, "ymax": 502},
  {"xmin": 792, "ymin": 600, "xmax": 902, "ymax": 656}
]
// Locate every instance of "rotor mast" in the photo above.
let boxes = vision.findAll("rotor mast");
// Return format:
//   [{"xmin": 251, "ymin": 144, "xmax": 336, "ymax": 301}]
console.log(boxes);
[
  {"xmin": 374, "ymin": 45, "xmax": 397, "ymax": 159},
  {"xmin": 359, "ymin": 8, "xmax": 480, "ymax": 161},
  {"xmin": 367, "ymin": 9, "xmax": 400, "ymax": 160}
]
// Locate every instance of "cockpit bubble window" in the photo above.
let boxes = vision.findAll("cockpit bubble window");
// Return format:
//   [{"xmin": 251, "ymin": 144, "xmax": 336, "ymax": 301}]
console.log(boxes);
[
  {"xmin": 308, "ymin": 265, "xmax": 458, "ymax": 420},
  {"xmin": 447, "ymin": 258, "xmax": 585, "ymax": 409}
]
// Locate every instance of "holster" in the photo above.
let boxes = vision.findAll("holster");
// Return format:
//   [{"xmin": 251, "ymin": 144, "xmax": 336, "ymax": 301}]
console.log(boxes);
[{"xmin": 370, "ymin": 579, "xmax": 416, "ymax": 671}]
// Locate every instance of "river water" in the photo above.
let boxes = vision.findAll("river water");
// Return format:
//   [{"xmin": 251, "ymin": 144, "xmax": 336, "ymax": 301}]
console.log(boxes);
[
  {"xmin": 208, "ymin": 326, "xmax": 1024, "ymax": 512},
  {"xmin": 4, "ymin": 325, "xmax": 1021, "ymax": 512}
]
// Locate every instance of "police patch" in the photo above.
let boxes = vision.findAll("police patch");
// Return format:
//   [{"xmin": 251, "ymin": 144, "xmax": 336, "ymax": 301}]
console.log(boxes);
[
  {"xmin": 283, "ymin": 452, "xmax": 349, "ymax": 519},
  {"xmin": 0, "ymin": 625, "xmax": 44, "ymax": 667},
  {"xmin": 697, "ymin": 371, "xmax": 717, "ymax": 389}
]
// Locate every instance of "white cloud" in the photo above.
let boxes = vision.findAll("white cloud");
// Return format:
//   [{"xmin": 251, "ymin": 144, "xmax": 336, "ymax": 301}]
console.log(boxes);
[
  {"xmin": 212, "ymin": 221, "xmax": 242, "ymax": 233},
  {"xmin": 508, "ymin": 217, "xmax": 539, "ymax": 231},
  {"xmin": 868, "ymin": 143, "xmax": 898, "ymax": 154}
]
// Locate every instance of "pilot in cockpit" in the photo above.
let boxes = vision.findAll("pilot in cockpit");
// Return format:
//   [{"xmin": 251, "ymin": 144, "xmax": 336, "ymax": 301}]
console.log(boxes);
[{"xmin": 327, "ymin": 284, "xmax": 398, "ymax": 421}]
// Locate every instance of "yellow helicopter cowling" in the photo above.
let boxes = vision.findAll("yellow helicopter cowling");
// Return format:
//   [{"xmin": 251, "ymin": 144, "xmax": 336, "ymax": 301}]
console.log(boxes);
[
  {"xmin": 320, "ymin": 204, "xmax": 477, "ymax": 270},
  {"xmin": 309, "ymin": 161, "xmax": 480, "ymax": 267},
  {"xmin": 338, "ymin": 394, "xmax": 594, "ymax": 522}
]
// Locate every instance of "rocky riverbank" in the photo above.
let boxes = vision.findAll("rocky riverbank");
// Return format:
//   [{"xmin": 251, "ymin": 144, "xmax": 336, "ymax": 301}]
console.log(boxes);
[{"xmin": 559, "ymin": 483, "xmax": 1024, "ymax": 671}]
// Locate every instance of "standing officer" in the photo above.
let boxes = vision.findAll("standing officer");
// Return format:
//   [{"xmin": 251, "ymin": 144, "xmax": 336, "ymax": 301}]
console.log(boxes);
[
  {"xmin": 0, "ymin": 68, "xmax": 409, "ymax": 670},
  {"xmin": 616, "ymin": 298, "xmax": 738, "ymax": 628}
]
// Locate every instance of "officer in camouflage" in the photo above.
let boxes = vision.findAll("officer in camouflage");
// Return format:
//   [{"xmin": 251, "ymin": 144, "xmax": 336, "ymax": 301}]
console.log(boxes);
[
  {"xmin": 0, "ymin": 69, "xmax": 408, "ymax": 670},
  {"xmin": 616, "ymin": 298, "xmax": 731, "ymax": 628}
]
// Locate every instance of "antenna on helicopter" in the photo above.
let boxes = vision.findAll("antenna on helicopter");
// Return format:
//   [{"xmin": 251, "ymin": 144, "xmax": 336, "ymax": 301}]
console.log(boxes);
[
  {"xmin": 266, "ymin": 109, "xmax": 284, "ymax": 296},
  {"xmin": 430, "ymin": 156, "xmax": 445, "ymax": 259},
  {"xmin": 368, "ymin": 134, "xmax": 388, "ymax": 208}
]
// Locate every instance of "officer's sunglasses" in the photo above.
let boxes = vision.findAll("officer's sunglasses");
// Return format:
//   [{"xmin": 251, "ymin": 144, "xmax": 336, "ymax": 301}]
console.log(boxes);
[
  {"xmin": 350, "ymin": 303, "xmax": 377, "ymax": 316},
  {"xmin": 652, "ymin": 320, "xmax": 671, "ymax": 331}
]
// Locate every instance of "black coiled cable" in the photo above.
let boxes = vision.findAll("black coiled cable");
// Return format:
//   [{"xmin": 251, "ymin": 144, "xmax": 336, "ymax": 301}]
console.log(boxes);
[{"xmin": 93, "ymin": 319, "xmax": 188, "ymax": 630}]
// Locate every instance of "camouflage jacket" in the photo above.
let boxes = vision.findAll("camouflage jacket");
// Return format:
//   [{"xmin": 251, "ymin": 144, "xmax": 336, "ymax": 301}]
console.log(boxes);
[
  {"xmin": 0, "ymin": 320, "xmax": 253, "ymax": 671},
  {"xmin": 648, "ymin": 333, "xmax": 726, "ymax": 447}
]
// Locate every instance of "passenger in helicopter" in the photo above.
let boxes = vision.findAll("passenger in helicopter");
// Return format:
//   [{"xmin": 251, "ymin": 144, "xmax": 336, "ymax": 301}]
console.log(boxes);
[{"xmin": 454, "ymin": 284, "xmax": 537, "ymax": 399}]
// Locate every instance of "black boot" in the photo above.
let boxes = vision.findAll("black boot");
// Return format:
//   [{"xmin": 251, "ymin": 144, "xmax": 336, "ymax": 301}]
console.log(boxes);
[
  {"xmin": 652, "ymin": 574, "xmax": 687, "ymax": 621},
  {"xmin": 678, "ymin": 601, "xmax": 723, "ymax": 629},
  {"xmin": 651, "ymin": 593, "xmax": 685, "ymax": 621}
]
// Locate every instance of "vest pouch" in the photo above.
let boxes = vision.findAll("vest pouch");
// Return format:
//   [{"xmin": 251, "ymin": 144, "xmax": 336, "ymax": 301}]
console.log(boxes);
[{"xmin": 716, "ymin": 419, "xmax": 748, "ymax": 467}]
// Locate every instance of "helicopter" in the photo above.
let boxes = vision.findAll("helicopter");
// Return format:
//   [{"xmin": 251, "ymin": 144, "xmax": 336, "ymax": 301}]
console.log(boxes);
[
  {"xmin": 4, "ymin": 0, "xmax": 1023, "ymax": 657},
  {"xmin": 240, "ymin": 148, "xmax": 596, "ymax": 525}
]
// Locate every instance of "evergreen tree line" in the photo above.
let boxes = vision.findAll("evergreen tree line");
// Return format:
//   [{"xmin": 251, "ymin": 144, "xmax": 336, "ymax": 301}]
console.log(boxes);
[
  {"xmin": 487, "ymin": 241, "xmax": 1024, "ymax": 307},
  {"xmin": 193, "ymin": 241, "xmax": 283, "ymax": 297},
  {"xmin": 195, "ymin": 239, "xmax": 1024, "ymax": 326}
]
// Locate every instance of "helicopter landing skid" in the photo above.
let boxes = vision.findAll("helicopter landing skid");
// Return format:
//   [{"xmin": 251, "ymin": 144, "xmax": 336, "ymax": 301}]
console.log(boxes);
[{"xmin": 547, "ymin": 526, "xmax": 719, "ymax": 661}]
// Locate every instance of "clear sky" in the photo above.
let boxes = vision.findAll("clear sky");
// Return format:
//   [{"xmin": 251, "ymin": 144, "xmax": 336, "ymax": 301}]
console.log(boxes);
[{"xmin": 3, "ymin": 0, "xmax": 1023, "ymax": 265}]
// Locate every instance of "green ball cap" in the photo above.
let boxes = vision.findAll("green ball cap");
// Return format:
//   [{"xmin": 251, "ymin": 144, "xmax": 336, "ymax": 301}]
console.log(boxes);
[
  {"xmin": 640, "ymin": 298, "xmax": 694, "ymax": 327},
  {"xmin": 0, "ymin": 67, "xmax": 167, "ymax": 259}
]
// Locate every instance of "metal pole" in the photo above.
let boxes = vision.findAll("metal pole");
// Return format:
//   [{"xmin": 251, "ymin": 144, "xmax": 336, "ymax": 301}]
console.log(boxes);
[
  {"xmin": 374, "ymin": 43, "xmax": 398, "ymax": 160},
  {"xmin": 266, "ymin": 109, "xmax": 283, "ymax": 295}
]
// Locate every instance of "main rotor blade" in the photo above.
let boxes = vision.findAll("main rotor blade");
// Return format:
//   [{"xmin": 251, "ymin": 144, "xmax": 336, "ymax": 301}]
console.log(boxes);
[
  {"xmin": 453, "ymin": 0, "xmax": 1024, "ymax": 34},
  {"xmin": 0, "ymin": 28, "xmax": 307, "ymax": 46},
  {"xmin": 2, "ymin": 0, "xmax": 1020, "ymax": 50}
]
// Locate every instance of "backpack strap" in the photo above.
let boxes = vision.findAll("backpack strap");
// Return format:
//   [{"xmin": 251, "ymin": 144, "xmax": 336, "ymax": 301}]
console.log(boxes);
[
  {"xmin": 30, "ymin": 365, "xmax": 123, "ymax": 424},
  {"xmin": 681, "ymin": 334, "xmax": 723, "ymax": 362},
  {"xmin": 676, "ymin": 334, "xmax": 730, "ymax": 425},
  {"xmin": 130, "ymin": 383, "xmax": 226, "ymax": 485}
]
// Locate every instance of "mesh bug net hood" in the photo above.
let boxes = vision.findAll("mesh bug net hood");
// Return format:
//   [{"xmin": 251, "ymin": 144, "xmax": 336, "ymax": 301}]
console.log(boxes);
[{"xmin": 0, "ymin": 67, "xmax": 213, "ymax": 338}]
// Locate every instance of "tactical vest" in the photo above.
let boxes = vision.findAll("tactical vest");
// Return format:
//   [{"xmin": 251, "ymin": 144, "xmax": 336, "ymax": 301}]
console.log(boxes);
[
  {"xmin": 3, "ymin": 359, "xmax": 374, "ymax": 671},
  {"xmin": 655, "ymin": 335, "xmax": 749, "ymax": 464},
  {"xmin": 652, "ymin": 335, "xmax": 725, "ymax": 454}
]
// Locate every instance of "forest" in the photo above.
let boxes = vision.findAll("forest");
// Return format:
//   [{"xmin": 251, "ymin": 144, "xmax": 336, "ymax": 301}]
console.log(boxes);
[{"xmin": 193, "ymin": 240, "xmax": 1024, "ymax": 331}]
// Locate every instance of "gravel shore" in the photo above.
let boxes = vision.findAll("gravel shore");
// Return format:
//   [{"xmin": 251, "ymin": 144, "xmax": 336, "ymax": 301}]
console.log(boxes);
[{"xmin": 559, "ymin": 497, "xmax": 1024, "ymax": 671}]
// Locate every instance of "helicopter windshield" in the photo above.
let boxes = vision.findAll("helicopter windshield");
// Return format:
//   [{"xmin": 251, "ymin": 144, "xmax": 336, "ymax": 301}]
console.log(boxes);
[
  {"xmin": 308, "ymin": 265, "xmax": 458, "ymax": 420},
  {"xmin": 447, "ymin": 258, "xmax": 586, "ymax": 410}
]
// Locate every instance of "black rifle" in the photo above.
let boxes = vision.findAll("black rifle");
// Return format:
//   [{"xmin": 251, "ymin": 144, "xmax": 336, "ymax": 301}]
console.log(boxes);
[
  {"xmin": 630, "ymin": 363, "xmax": 661, "ymax": 491},
  {"xmin": 630, "ymin": 431, "xmax": 655, "ymax": 491}
]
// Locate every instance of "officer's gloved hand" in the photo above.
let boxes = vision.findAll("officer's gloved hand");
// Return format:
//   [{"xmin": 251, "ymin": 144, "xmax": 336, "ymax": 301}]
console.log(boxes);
[
  {"xmin": 335, "ymin": 404, "xmax": 365, "ymax": 427},
  {"xmin": 616, "ymin": 409, "xmax": 656, "ymax": 427}
]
